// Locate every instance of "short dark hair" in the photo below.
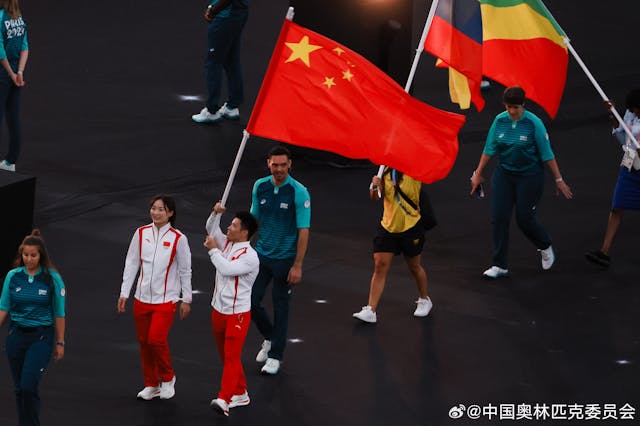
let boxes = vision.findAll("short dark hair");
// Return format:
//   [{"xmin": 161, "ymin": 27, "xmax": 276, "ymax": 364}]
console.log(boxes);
[
  {"xmin": 625, "ymin": 89, "xmax": 640, "ymax": 111},
  {"xmin": 149, "ymin": 194, "xmax": 177, "ymax": 226},
  {"xmin": 235, "ymin": 211, "xmax": 258, "ymax": 239},
  {"xmin": 268, "ymin": 145, "xmax": 291, "ymax": 160},
  {"xmin": 503, "ymin": 86, "xmax": 525, "ymax": 105}
]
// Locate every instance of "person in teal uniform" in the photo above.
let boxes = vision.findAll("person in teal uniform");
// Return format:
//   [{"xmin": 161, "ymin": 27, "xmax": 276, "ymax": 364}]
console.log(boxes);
[
  {"xmin": 250, "ymin": 145, "xmax": 310, "ymax": 375},
  {"xmin": 0, "ymin": 230, "xmax": 66, "ymax": 426},
  {"xmin": 470, "ymin": 86, "xmax": 573, "ymax": 279},
  {"xmin": 192, "ymin": 0, "xmax": 249, "ymax": 123},
  {"xmin": 0, "ymin": 0, "xmax": 28, "ymax": 172}
]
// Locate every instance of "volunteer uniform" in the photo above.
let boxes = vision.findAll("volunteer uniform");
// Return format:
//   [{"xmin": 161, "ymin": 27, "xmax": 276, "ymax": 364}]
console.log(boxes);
[
  {"xmin": 1, "ymin": 266, "xmax": 65, "ymax": 426},
  {"xmin": 250, "ymin": 174, "xmax": 310, "ymax": 361},
  {"xmin": 120, "ymin": 222, "xmax": 192, "ymax": 388}
]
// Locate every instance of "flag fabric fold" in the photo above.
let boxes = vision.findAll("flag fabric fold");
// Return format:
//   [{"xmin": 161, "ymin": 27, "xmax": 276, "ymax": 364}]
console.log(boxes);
[
  {"xmin": 481, "ymin": 0, "xmax": 568, "ymax": 118},
  {"xmin": 247, "ymin": 20, "xmax": 466, "ymax": 184},
  {"xmin": 424, "ymin": 0, "xmax": 568, "ymax": 118},
  {"xmin": 424, "ymin": 0, "xmax": 485, "ymax": 111}
]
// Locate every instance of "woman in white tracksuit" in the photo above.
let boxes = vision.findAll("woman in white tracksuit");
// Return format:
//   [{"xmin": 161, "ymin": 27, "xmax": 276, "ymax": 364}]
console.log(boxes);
[
  {"xmin": 205, "ymin": 203, "xmax": 259, "ymax": 417},
  {"xmin": 117, "ymin": 194, "xmax": 192, "ymax": 401}
]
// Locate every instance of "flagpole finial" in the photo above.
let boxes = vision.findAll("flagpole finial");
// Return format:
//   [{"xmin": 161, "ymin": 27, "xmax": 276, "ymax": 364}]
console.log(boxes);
[{"xmin": 286, "ymin": 7, "xmax": 294, "ymax": 21}]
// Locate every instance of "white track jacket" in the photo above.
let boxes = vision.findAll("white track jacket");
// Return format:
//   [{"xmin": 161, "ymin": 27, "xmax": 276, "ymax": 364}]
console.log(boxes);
[
  {"xmin": 208, "ymin": 226, "xmax": 259, "ymax": 314},
  {"xmin": 120, "ymin": 223, "xmax": 192, "ymax": 304}
]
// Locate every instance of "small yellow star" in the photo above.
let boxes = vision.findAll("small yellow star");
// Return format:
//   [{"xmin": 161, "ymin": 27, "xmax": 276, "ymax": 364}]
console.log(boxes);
[
  {"xmin": 342, "ymin": 69, "xmax": 354, "ymax": 82},
  {"xmin": 333, "ymin": 47, "xmax": 345, "ymax": 56},
  {"xmin": 285, "ymin": 35, "xmax": 322, "ymax": 67},
  {"xmin": 322, "ymin": 77, "xmax": 336, "ymax": 89}
]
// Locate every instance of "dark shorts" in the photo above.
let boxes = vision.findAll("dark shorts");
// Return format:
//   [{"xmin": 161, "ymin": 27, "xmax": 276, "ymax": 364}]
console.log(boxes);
[{"xmin": 373, "ymin": 222, "xmax": 425, "ymax": 257}]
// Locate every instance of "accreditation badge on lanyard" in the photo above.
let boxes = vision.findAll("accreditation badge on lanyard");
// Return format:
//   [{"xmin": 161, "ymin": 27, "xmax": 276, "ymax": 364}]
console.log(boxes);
[{"xmin": 621, "ymin": 116, "xmax": 640, "ymax": 171}]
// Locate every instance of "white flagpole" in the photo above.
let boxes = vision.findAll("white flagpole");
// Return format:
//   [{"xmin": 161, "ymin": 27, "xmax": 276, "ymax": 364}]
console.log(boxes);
[
  {"xmin": 207, "ymin": 7, "xmax": 296, "ymax": 236},
  {"xmin": 536, "ymin": 0, "xmax": 638, "ymax": 149},
  {"xmin": 206, "ymin": 130, "xmax": 251, "ymax": 235},
  {"xmin": 373, "ymin": 0, "xmax": 441, "ymax": 185}
]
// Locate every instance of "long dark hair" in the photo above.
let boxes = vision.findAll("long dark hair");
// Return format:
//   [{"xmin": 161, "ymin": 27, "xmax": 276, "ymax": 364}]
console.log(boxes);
[
  {"xmin": 149, "ymin": 194, "xmax": 177, "ymax": 227},
  {"xmin": 13, "ymin": 229, "xmax": 56, "ymax": 285}
]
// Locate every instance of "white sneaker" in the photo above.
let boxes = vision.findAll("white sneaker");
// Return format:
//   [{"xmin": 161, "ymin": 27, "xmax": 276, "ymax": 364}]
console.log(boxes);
[
  {"xmin": 261, "ymin": 358, "xmax": 280, "ymax": 375},
  {"xmin": 192, "ymin": 107, "xmax": 222, "ymax": 123},
  {"xmin": 217, "ymin": 102, "xmax": 239, "ymax": 120},
  {"xmin": 413, "ymin": 298, "xmax": 433, "ymax": 317},
  {"xmin": 539, "ymin": 245, "xmax": 555, "ymax": 270},
  {"xmin": 0, "ymin": 160, "xmax": 15, "ymax": 172},
  {"xmin": 353, "ymin": 305, "xmax": 377, "ymax": 323},
  {"xmin": 229, "ymin": 391, "xmax": 250, "ymax": 408},
  {"xmin": 256, "ymin": 340, "xmax": 271, "ymax": 363},
  {"xmin": 210, "ymin": 398, "xmax": 230, "ymax": 416},
  {"xmin": 136, "ymin": 386, "xmax": 160, "ymax": 400},
  {"xmin": 159, "ymin": 376, "xmax": 176, "ymax": 399},
  {"xmin": 483, "ymin": 266, "xmax": 509, "ymax": 279}
]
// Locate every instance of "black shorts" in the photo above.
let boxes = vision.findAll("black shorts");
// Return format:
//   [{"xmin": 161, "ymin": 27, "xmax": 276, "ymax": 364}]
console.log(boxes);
[{"xmin": 373, "ymin": 222, "xmax": 425, "ymax": 257}]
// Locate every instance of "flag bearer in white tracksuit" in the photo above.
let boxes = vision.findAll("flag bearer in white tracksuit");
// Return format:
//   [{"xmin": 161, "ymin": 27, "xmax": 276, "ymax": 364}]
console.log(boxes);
[
  {"xmin": 117, "ymin": 194, "xmax": 193, "ymax": 401},
  {"xmin": 205, "ymin": 202, "xmax": 259, "ymax": 417}
]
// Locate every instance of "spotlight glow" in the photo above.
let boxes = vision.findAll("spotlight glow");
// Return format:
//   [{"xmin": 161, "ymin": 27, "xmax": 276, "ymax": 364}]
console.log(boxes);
[{"xmin": 178, "ymin": 94, "xmax": 203, "ymax": 102}]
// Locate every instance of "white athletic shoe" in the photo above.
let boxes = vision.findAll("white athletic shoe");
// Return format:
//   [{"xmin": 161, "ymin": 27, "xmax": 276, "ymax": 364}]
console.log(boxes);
[
  {"xmin": 256, "ymin": 340, "xmax": 271, "ymax": 363},
  {"xmin": 261, "ymin": 358, "xmax": 280, "ymax": 375},
  {"xmin": 192, "ymin": 107, "xmax": 223, "ymax": 123},
  {"xmin": 217, "ymin": 102, "xmax": 240, "ymax": 119},
  {"xmin": 539, "ymin": 245, "xmax": 555, "ymax": 270},
  {"xmin": 0, "ymin": 160, "xmax": 15, "ymax": 172},
  {"xmin": 136, "ymin": 386, "xmax": 160, "ymax": 400},
  {"xmin": 353, "ymin": 305, "xmax": 377, "ymax": 323},
  {"xmin": 483, "ymin": 266, "xmax": 509, "ymax": 279},
  {"xmin": 229, "ymin": 391, "xmax": 250, "ymax": 408},
  {"xmin": 413, "ymin": 298, "xmax": 433, "ymax": 317},
  {"xmin": 159, "ymin": 376, "xmax": 176, "ymax": 399},
  {"xmin": 210, "ymin": 398, "xmax": 230, "ymax": 416}
]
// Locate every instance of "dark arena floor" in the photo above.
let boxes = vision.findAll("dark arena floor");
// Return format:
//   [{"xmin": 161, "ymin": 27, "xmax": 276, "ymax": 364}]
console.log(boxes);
[{"xmin": 0, "ymin": 1, "xmax": 639, "ymax": 425}]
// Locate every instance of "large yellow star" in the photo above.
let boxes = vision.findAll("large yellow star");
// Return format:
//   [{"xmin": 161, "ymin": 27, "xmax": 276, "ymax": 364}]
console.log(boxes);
[
  {"xmin": 322, "ymin": 77, "xmax": 336, "ymax": 89},
  {"xmin": 342, "ymin": 69, "xmax": 354, "ymax": 82},
  {"xmin": 285, "ymin": 35, "xmax": 322, "ymax": 67}
]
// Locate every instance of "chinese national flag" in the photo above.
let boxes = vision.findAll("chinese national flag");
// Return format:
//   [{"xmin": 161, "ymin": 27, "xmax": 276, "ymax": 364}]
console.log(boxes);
[{"xmin": 247, "ymin": 20, "xmax": 466, "ymax": 184}]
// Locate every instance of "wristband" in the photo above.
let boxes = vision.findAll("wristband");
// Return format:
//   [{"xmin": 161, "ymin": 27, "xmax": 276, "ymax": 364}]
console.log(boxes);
[
  {"xmin": 17, "ymin": 71, "xmax": 23, "ymax": 75},
  {"xmin": 56, "ymin": 341, "xmax": 65, "ymax": 347},
  {"xmin": 555, "ymin": 177, "xmax": 563, "ymax": 183}
]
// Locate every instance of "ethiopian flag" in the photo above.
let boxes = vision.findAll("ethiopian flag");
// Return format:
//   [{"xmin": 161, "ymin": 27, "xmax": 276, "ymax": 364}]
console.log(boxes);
[{"xmin": 481, "ymin": 0, "xmax": 568, "ymax": 118}]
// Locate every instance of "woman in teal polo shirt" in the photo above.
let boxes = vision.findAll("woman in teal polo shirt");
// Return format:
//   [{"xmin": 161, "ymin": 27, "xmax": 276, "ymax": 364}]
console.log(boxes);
[
  {"xmin": 0, "ymin": 230, "xmax": 66, "ymax": 426},
  {"xmin": 470, "ymin": 86, "xmax": 573, "ymax": 279}
]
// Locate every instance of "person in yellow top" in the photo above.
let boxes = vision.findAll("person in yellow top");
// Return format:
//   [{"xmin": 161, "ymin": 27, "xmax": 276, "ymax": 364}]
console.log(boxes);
[{"xmin": 353, "ymin": 168, "xmax": 432, "ymax": 323}]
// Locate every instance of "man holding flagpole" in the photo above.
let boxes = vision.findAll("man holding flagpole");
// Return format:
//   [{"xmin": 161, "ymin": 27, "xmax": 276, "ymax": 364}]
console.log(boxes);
[{"xmin": 250, "ymin": 145, "xmax": 310, "ymax": 375}]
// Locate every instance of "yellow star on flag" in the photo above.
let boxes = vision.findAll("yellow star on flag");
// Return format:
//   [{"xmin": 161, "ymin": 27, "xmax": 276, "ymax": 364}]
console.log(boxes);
[
  {"xmin": 322, "ymin": 77, "xmax": 336, "ymax": 89},
  {"xmin": 285, "ymin": 35, "xmax": 322, "ymax": 67},
  {"xmin": 333, "ymin": 47, "xmax": 345, "ymax": 56},
  {"xmin": 342, "ymin": 69, "xmax": 354, "ymax": 82}
]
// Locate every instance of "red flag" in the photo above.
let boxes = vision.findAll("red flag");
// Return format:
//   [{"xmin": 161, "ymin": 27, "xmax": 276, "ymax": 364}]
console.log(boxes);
[{"xmin": 247, "ymin": 20, "xmax": 466, "ymax": 184}]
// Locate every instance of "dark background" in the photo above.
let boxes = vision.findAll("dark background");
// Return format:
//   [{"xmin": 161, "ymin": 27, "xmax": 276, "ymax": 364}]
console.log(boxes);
[{"xmin": 0, "ymin": 1, "xmax": 639, "ymax": 425}]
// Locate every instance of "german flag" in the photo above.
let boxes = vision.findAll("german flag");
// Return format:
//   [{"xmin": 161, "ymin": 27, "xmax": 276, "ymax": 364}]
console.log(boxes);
[{"xmin": 481, "ymin": 0, "xmax": 568, "ymax": 118}]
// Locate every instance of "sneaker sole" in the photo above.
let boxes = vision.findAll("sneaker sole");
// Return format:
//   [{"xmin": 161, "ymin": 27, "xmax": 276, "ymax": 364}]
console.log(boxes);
[
  {"xmin": 222, "ymin": 114, "xmax": 240, "ymax": 120},
  {"xmin": 229, "ymin": 398, "xmax": 250, "ymax": 408},
  {"xmin": 482, "ymin": 273, "xmax": 509, "ymax": 279},
  {"xmin": 137, "ymin": 393, "xmax": 160, "ymax": 401},
  {"xmin": 192, "ymin": 116, "xmax": 223, "ymax": 123},
  {"xmin": 352, "ymin": 314, "xmax": 377, "ymax": 323}
]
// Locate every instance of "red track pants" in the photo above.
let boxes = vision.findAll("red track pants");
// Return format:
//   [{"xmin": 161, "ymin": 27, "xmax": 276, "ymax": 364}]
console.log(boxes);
[
  {"xmin": 134, "ymin": 299, "xmax": 177, "ymax": 387},
  {"xmin": 211, "ymin": 309, "xmax": 251, "ymax": 402}
]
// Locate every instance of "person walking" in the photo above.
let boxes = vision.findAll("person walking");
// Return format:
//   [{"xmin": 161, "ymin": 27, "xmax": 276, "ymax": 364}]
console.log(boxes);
[
  {"xmin": 117, "ymin": 194, "xmax": 192, "ymax": 400},
  {"xmin": 352, "ymin": 168, "xmax": 433, "ymax": 324},
  {"xmin": 470, "ymin": 86, "xmax": 573, "ymax": 279},
  {"xmin": 250, "ymin": 145, "xmax": 310, "ymax": 375},
  {"xmin": 205, "ymin": 203, "xmax": 259, "ymax": 417},
  {"xmin": 0, "ymin": 230, "xmax": 66, "ymax": 426}
]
